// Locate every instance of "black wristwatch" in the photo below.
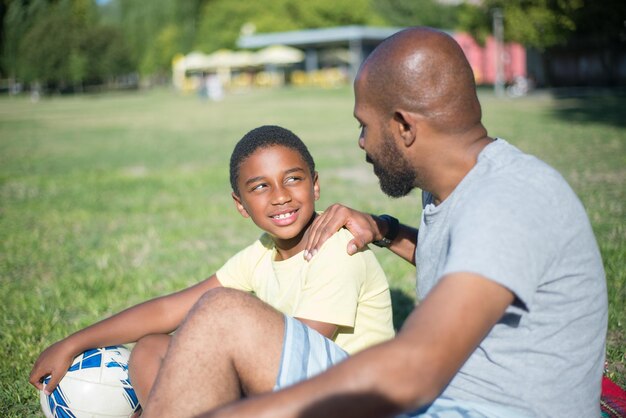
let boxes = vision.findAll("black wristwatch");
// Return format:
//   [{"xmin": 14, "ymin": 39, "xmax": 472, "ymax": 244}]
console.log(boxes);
[{"xmin": 372, "ymin": 214, "xmax": 400, "ymax": 248}]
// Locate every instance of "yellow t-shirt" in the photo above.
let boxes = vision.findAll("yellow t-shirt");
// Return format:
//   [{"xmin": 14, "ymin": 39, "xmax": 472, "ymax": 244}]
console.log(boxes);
[{"xmin": 216, "ymin": 228, "xmax": 395, "ymax": 354}]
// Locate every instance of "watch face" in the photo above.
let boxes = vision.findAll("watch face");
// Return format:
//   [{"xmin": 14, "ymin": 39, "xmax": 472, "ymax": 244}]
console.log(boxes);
[{"xmin": 373, "ymin": 237, "xmax": 391, "ymax": 248}]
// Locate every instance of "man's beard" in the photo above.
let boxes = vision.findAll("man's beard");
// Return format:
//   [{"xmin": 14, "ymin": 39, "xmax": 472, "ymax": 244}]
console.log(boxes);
[{"xmin": 367, "ymin": 134, "xmax": 415, "ymax": 198}]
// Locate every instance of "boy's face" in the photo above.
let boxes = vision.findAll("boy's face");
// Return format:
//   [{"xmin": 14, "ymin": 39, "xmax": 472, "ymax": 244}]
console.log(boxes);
[{"xmin": 232, "ymin": 145, "xmax": 319, "ymax": 243}]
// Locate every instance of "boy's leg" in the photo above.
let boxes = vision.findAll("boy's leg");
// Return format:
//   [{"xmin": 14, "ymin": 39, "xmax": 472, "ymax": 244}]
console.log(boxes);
[
  {"xmin": 142, "ymin": 288, "xmax": 285, "ymax": 418},
  {"xmin": 128, "ymin": 334, "xmax": 171, "ymax": 407}
]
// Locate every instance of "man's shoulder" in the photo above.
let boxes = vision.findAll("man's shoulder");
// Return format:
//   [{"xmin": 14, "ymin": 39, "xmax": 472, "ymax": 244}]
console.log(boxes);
[
  {"xmin": 481, "ymin": 139, "xmax": 561, "ymax": 181},
  {"xmin": 469, "ymin": 139, "xmax": 572, "ymax": 203}
]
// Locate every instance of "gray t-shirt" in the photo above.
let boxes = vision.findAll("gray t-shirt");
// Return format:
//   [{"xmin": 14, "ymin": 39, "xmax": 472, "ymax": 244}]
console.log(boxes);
[{"xmin": 416, "ymin": 139, "xmax": 607, "ymax": 417}]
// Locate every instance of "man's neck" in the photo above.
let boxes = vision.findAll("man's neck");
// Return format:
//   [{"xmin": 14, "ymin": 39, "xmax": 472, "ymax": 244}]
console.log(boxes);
[{"xmin": 428, "ymin": 132, "xmax": 493, "ymax": 206}]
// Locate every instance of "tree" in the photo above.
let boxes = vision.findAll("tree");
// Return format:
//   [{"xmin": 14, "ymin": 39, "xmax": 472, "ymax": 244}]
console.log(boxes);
[
  {"xmin": 456, "ymin": 0, "xmax": 585, "ymax": 50},
  {"xmin": 81, "ymin": 24, "xmax": 133, "ymax": 84},
  {"xmin": 194, "ymin": 0, "xmax": 290, "ymax": 53},
  {"xmin": 286, "ymin": 0, "xmax": 382, "ymax": 29},
  {"xmin": 173, "ymin": 0, "xmax": 207, "ymax": 54},
  {"xmin": 18, "ymin": 1, "xmax": 85, "ymax": 87},
  {"xmin": 2, "ymin": 0, "xmax": 50, "ymax": 79},
  {"xmin": 372, "ymin": 0, "xmax": 460, "ymax": 30},
  {"xmin": 455, "ymin": 1, "xmax": 491, "ymax": 45},
  {"xmin": 194, "ymin": 0, "xmax": 383, "ymax": 53},
  {"xmin": 117, "ymin": 0, "xmax": 178, "ymax": 75},
  {"xmin": 16, "ymin": 0, "xmax": 134, "ymax": 90}
]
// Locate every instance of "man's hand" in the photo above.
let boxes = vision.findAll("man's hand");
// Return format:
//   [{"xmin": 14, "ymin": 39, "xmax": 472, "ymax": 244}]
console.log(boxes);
[{"xmin": 304, "ymin": 204, "xmax": 379, "ymax": 261}]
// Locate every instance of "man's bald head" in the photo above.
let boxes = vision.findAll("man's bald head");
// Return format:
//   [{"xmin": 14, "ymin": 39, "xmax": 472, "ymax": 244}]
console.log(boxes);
[{"xmin": 356, "ymin": 27, "xmax": 482, "ymax": 134}]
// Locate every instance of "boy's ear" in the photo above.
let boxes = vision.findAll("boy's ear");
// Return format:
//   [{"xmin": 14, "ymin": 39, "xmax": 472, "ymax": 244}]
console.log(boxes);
[
  {"xmin": 313, "ymin": 171, "xmax": 320, "ymax": 201},
  {"xmin": 231, "ymin": 192, "xmax": 250, "ymax": 218},
  {"xmin": 393, "ymin": 110, "xmax": 418, "ymax": 147}
]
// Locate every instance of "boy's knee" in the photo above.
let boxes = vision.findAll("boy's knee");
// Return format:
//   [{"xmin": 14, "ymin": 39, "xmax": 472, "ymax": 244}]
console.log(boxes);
[
  {"xmin": 193, "ymin": 287, "xmax": 279, "ymax": 327},
  {"xmin": 195, "ymin": 287, "xmax": 255, "ymax": 315},
  {"xmin": 129, "ymin": 334, "xmax": 170, "ymax": 370}
]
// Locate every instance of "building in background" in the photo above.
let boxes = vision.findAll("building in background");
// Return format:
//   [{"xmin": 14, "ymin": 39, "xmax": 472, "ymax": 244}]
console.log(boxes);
[
  {"xmin": 173, "ymin": 26, "xmax": 527, "ymax": 93},
  {"xmin": 238, "ymin": 26, "xmax": 526, "ymax": 86}
]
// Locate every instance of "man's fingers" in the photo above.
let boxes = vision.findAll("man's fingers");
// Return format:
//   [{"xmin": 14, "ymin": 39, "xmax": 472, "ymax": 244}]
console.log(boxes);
[
  {"xmin": 347, "ymin": 239, "xmax": 360, "ymax": 255},
  {"xmin": 305, "ymin": 205, "xmax": 345, "ymax": 259}
]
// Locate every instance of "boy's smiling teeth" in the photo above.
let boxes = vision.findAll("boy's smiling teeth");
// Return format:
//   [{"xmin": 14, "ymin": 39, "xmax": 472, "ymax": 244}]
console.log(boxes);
[{"xmin": 272, "ymin": 211, "xmax": 295, "ymax": 219}]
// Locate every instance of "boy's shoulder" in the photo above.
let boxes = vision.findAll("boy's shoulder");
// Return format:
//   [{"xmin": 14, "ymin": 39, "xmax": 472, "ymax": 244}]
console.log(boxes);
[
  {"xmin": 316, "ymin": 228, "xmax": 372, "ymax": 258},
  {"xmin": 227, "ymin": 233, "xmax": 274, "ymax": 262}
]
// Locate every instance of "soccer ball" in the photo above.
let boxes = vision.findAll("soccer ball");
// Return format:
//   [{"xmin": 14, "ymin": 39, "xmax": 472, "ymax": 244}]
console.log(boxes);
[{"xmin": 40, "ymin": 345, "xmax": 141, "ymax": 418}]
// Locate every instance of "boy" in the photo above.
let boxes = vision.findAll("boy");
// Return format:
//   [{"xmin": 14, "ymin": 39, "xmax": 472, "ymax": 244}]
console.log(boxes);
[{"xmin": 29, "ymin": 125, "xmax": 394, "ymax": 408}]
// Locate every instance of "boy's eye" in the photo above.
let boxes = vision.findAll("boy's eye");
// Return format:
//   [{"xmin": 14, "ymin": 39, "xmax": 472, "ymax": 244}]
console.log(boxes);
[
  {"xmin": 285, "ymin": 176, "xmax": 302, "ymax": 184},
  {"xmin": 251, "ymin": 183, "xmax": 267, "ymax": 191}
]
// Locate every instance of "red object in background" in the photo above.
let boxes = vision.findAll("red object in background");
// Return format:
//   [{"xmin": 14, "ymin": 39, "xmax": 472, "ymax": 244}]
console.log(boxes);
[
  {"xmin": 453, "ymin": 32, "xmax": 526, "ymax": 85},
  {"xmin": 602, "ymin": 375, "xmax": 626, "ymax": 418}
]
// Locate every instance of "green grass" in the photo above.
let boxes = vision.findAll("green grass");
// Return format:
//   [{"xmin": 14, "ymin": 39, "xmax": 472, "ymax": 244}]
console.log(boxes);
[{"xmin": 1, "ymin": 86, "xmax": 624, "ymax": 416}]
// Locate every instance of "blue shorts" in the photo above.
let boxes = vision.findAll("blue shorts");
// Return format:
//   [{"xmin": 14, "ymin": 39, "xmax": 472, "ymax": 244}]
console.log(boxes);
[{"xmin": 274, "ymin": 315, "xmax": 349, "ymax": 390}]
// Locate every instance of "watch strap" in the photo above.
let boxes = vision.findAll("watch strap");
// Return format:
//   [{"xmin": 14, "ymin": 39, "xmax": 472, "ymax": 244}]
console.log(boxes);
[{"xmin": 372, "ymin": 214, "xmax": 400, "ymax": 247}]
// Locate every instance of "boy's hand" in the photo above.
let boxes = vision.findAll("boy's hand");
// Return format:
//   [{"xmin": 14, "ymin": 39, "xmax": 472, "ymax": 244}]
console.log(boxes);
[
  {"xmin": 304, "ymin": 204, "xmax": 379, "ymax": 261},
  {"xmin": 29, "ymin": 341, "xmax": 77, "ymax": 394}
]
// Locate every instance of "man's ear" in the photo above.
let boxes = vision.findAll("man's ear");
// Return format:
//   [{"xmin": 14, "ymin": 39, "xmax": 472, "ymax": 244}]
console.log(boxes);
[
  {"xmin": 312, "ymin": 171, "xmax": 320, "ymax": 201},
  {"xmin": 231, "ymin": 192, "xmax": 250, "ymax": 218},
  {"xmin": 393, "ymin": 110, "xmax": 417, "ymax": 147}
]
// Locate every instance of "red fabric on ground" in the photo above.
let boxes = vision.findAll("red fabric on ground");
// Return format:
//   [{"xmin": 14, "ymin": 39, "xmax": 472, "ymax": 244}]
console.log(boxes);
[{"xmin": 601, "ymin": 375, "xmax": 626, "ymax": 418}]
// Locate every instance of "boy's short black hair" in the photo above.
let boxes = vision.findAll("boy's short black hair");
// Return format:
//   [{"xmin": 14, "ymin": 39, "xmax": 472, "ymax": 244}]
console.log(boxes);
[{"xmin": 230, "ymin": 125, "xmax": 316, "ymax": 195}]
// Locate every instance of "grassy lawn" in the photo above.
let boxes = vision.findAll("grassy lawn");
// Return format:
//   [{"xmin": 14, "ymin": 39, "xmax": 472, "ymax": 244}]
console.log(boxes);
[{"xmin": 1, "ymin": 86, "xmax": 624, "ymax": 416}]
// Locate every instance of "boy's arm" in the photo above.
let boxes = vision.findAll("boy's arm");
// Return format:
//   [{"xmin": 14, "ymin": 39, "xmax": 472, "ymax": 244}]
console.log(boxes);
[
  {"xmin": 304, "ymin": 204, "xmax": 418, "ymax": 265},
  {"xmin": 296, "ymin": 318, "xmax": 338, "ymax": 339},
  {"xmin": 29, "ymin": 274, "xmax": 222, "ymax": 393}
]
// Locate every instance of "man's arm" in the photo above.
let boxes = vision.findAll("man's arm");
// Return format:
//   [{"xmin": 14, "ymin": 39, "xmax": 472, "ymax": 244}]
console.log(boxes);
[
  {"xmin": 304, "ymin": 204, "xmax": 418, "ymax": 264},
  {"xmin": 201, "ymin": 272, "xmax": 514, "ymax": 418}
]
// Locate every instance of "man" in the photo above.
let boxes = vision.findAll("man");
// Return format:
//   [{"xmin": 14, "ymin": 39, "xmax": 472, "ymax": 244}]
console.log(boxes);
[{"xmin": 144, "ymin": 27, "xmax": 607, "ymax": 417}]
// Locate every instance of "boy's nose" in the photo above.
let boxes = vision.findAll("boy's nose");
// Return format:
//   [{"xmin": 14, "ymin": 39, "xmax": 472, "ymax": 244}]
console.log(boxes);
[{"xmin": 271, "ymin": 186, "xmax": 291, "ymax": 204}]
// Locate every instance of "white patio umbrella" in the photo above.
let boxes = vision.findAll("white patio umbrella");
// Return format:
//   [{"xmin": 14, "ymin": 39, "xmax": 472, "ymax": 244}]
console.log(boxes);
[
  {"xmin": 254, "ymin": 45, "xmax": 304, "ymax": 66},
  {"xmin": 203, "ymin": 49, "xmax": 256, "ymax": 70},
  {"xmin": 182, "ymin": 51, "xmax": 215, "ymax": 73}
]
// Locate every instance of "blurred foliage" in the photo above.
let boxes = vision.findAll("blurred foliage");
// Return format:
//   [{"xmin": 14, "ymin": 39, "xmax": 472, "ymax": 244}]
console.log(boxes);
[
  {"xmin": 501, "ymin": 0, "xmax": 583, "ymax": 48},
  {"xmin": 3, "ymin": 0, "xmax": 132, "ymax": 89},
  {"xmin": 457, "ymin": 0, "xmax": 626, "ymax": 50},
  {"xmin": 194, "ymin": 0, "xmax": 383, "ymax": 53},
  {"xmin": 372, "ymin": 0, "xmax": 460, "ymax": 29}
]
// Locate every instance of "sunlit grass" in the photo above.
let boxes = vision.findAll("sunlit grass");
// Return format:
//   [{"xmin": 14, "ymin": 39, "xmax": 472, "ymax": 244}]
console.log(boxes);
[{"xmin": 1, "ymin": 86, "xmax": 623, "ymax": 415}]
